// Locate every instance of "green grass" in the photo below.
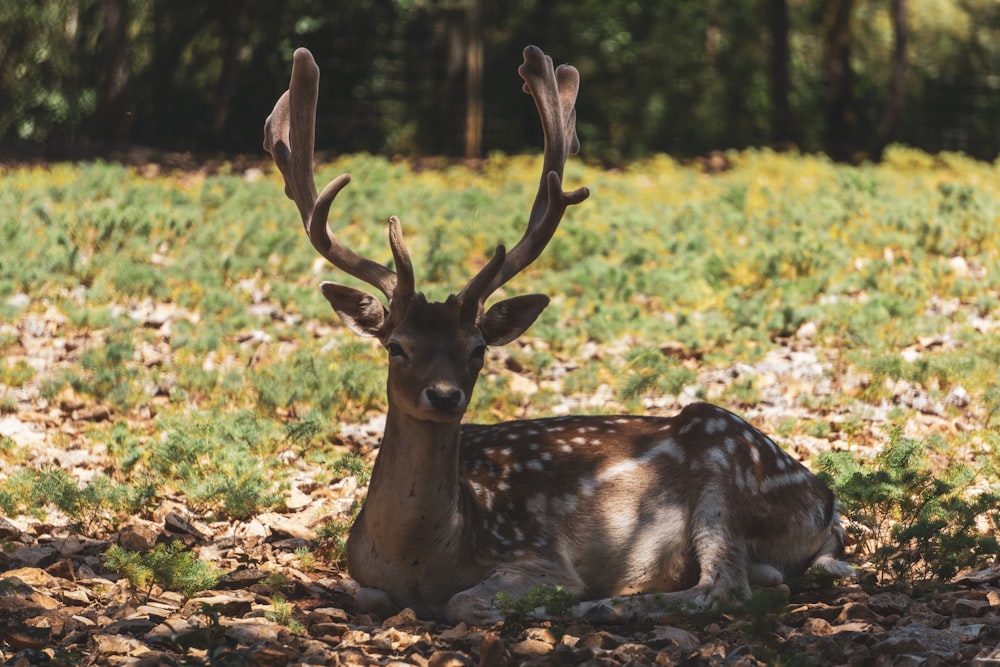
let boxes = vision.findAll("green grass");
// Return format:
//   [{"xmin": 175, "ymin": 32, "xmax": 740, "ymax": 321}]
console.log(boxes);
[{"xmin": 2, "ymin": 147, "xmax": 1000, "ymax": 593}]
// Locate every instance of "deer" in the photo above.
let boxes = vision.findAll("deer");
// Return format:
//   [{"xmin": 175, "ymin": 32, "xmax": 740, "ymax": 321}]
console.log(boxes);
[{"xmin": 263, "ymin": 45, "xmax": 854, "ymax": 626}]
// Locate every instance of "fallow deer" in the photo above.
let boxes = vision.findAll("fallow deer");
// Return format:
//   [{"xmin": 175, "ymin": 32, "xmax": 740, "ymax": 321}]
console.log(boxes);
[{"xmin": 263, "ymin": 46, "xmax": 853, "ymax": 626}]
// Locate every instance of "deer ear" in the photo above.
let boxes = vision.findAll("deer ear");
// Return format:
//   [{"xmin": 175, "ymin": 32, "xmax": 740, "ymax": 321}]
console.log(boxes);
[
  {"xmin": 480, "ymin": 294, "xmax": 550, "ymax": 346},
  {"xmin": 321, "ymin": 282, "xmax": 386, "ymax": 338}
]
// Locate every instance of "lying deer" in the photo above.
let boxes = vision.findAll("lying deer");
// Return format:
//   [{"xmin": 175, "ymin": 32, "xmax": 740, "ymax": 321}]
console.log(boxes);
[{"xmin": 264, "ymin": 46, "xmax": 853, "ymax": 626}]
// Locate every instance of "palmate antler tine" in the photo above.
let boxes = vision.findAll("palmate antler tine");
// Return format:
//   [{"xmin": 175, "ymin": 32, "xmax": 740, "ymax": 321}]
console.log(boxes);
[
  {"xmin": 467, "ymin": 46, "xmax": 590, "ymax": 302},
  {"xmin": 264, "ymin": 48, "xmax": 398, "ymax": 301}
]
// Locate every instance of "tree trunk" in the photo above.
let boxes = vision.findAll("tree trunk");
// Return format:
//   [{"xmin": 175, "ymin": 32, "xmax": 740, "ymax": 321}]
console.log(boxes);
[
  {"xmin": 93, "ymin": 0, "xmax": 133, "ymax": 144},
  {"xmin": 767, "ymin": 0, "xmax": 793, "ymax": 148},
  {"xmin": 823, "ymin": 0, "xmax": 856, "ymax": 162},
  {"xmin": 871, "ymin": 0, "xmax": 908, "ymax": 161},
  {"xmin": 464, "ymin": 0, "xmax": 483, "ymax": 161},
  {"xmin": 211, "ymin": 3, "xmax": 245, "ymax": 135}
]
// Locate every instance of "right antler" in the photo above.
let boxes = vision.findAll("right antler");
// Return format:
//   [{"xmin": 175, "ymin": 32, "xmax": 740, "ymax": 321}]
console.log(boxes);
[
  {"xmin": 263, "ymin": 48, "xmax": 412, "ymax": 307},
  {"xmin": 459, "ymin": 45, "xmax": 590, "ymax": 308}
]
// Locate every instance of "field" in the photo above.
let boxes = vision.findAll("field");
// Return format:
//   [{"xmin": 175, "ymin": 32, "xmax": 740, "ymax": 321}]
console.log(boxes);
[{"xmin": 2, "ymin": 148, "xmax": 1000, "ymax": 663}]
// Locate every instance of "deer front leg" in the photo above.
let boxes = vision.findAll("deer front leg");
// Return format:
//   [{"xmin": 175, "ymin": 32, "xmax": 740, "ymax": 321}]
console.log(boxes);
[
  {"xmin": 355, "ymin": 586, "xmax": 404, "ymax": 619},
  {"xmin": 444, "ymin": 564, "xmax": 586, "ymax": 626}
]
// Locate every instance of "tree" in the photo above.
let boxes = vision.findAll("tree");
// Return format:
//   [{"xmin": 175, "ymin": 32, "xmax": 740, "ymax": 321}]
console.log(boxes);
[
  {"xmin": 823, "ymin": 0, "xmax": 857, "ymax": 162},
  {"xmin": 871, "ymin": 0, "xmax": 908, "ymax": 161},
  {"xmin": 93, "ymin": 0, "xmax": 133, "ymax": 144},
  {"xmin": 767, "ymin": 0, "xmax": 794, "ymax": 147}
]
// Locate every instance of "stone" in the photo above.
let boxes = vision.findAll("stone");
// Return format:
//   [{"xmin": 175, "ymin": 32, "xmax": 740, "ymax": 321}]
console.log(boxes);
[
  {"xmin": 181, "ymin": 591, "xmax": 254, "ymax": 618},
  {"xmin": 3, "ymin": 566, "xmax": 60, "ymax": 588},
  {"xmin": 867, "ymin": 591, "xmax": 913, "ymax": 616},
  {"xmin": 510, "ymin": 638, "xmax": 553, "ymax": 656},
  {"xmin": 438, "ymin": 622, "xmax": 468, "ymax": 640},
  {"xmin": 0, "ymin": 515, "xmax": 22, "ymax": 540},
  {"xmin": 645, "ymin": 625, "xmax": 700, "ymax": 650},
  {"xmin": 524, "ymin": 627, "xmax": 557, "ymax": 644},
  {"xmin": 578, "ymin": 630, "xmax": 620, "ymax": 649},
  {"xmin": 836, "ymin": 601, "xmax": 880, "ymax": 624},
  {"xmin": 801, "ymin": 617, "xmax": 834, "ymax": 636},
  {"xmin": 118, "ymin": 524, "xmax": 160, "ymax": 552},
  {"xmin": 871, "ymin": 623, "xmax": 960, "ymax": 661},
  {"xmin": 426, "ymin": 651, "xmax": 473, "ymax": 667},
  {"xmin": 10, "ymin": 545, "xmax": 57, "ymax": 568},
  {"xmin": 92, "ymin": 633, "xmax": 149, "ymax": 656},
  {"xmin": 383, "ymin": 607, "xmax": 421, "ymax": 628},
  {"xmin": 0, "ymin": 624, "xmax": 51, "ymax": 650},
  {"xmin": 954, "ymin": 598, "xmax": 992, "ymax": 618}
]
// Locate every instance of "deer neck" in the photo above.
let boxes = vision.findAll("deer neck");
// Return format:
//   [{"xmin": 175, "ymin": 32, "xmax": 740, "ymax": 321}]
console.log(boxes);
[{"xmin": 358, "ymin": 408, "xmax": 468, "ymax": 559}]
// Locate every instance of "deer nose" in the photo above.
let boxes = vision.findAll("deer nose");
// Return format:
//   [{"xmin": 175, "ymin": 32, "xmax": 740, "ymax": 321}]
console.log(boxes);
[{"xmin": 424, "ymin": 386, "xmax": 465, "ymax": 412}]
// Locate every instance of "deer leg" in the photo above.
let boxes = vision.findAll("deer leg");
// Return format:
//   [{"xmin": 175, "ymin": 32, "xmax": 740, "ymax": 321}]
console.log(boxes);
[
  {"xmin": 747, "ymin": 562, "xmax": 785, "ymax": 587},
  {"xmin": 689, "ymin": 489, "xmax": 751, "ymax": 604},
  {"xmin": 444, "ymin": 565, "xmax": 585, "ymax": 626},
  {"xmin": 354, "ymin": 586, "xmax": 404, "ymax": 619}
]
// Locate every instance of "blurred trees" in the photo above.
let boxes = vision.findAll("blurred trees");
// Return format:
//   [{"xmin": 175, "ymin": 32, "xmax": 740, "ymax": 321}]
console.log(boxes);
[{"xmin": 1, "ymin": 0, "xmax": 998, "ymax": 162}]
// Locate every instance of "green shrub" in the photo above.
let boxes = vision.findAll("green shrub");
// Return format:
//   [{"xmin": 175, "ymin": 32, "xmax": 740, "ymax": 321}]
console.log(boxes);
[
  {"xmin": 819, "ymin": 426, "xmax": 1000, "ymax": 589},
  {"xmin": 0, "ymin": 466, "xmax": 153, "ymax": 531},
  {"xmin": 104, "ymin": 540, "xmax": 221, "ymax": 600}
]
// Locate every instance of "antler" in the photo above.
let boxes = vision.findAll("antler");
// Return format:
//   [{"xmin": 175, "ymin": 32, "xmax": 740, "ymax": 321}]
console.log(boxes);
[
  {"xmin": 459, "ymin": 45, "xmax": 590, "ymax": 307},
  {"xmin": 264, "ymin": 48, "xmax": 412, "ymax": 306}
]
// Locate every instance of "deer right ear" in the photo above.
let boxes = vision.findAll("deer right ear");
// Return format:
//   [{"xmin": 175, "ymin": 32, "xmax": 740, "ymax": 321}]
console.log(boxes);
[
  {"xmin": 321, "ymin": 282, "xmax": 386, "ymax": 338},
  {"xmin": 480, "ymin": 294, "xmax": 550, "ymax": 346}
]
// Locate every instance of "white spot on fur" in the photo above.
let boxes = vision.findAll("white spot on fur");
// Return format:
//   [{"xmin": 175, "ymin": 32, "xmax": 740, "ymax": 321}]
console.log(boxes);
[
  {"xmin": 706, "ymin": 418, "xmax": 728, "ymax": 434},
  {"xmin": 640, "ymin": 438, "xmax": 684, "ymax": 464},
  {"xmin": 597, "ymin": 459, "xmax": 639, "ymax": 482},
  {"xmin": 526, "ymin": 493, "xmax": 547, "ymax": 514},
  {"xmin": 759, "ymin": 469, "xmax": 812, "ymax": 494},
  {"xmin": 706, "ymin": 448, "xmax": 730, "ymax": 471},
  {"xmin": 679, "ymin": 419, "xmax": 699, "ymax": 435}
]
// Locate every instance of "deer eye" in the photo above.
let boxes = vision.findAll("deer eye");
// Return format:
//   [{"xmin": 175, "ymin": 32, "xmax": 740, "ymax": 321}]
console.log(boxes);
[
  {"xmin": 470, "ymin": 344, "xmax": 487, "ymax": 362},
  {"xmin": 386, "ymin": 342, "xmax": 407, "ymax": 359}
]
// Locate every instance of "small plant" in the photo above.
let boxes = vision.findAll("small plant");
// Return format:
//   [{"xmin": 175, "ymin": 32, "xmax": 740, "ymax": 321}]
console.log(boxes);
[
  {"xmin": 494, "ymin": 585, "xmax": 579, "ymax": 633},
  {"xmin": 330, "ymin": 452, "xmax": 373, "ymax": 487},
  {"xmin": 147, "ymin": 411, "xmax": 285, "ymax": 520},
  {"xmin": 0, "ymin": 359, "xmax": 35, "ymax": 387},
  {"xmin": 315, "ymin": 500, "xmax": 363, "ymax": 568},
  {"xmin": 265, "ymin": 593, "xmax": 305, "ymax": 633},
  {"xmin": 104, "ymin": 540, "xmax": 222, "ymax": 601},
  {"xmin": 819, "ymin": 426, "xmax": 1000, "ymax": 590},
  {"xmin": 723, "ymin": 374, "xmax": 760, "ymax": 407},
  {"xmin": 294, "ymin": 546, "xmax": 316, "ymax": 572}
]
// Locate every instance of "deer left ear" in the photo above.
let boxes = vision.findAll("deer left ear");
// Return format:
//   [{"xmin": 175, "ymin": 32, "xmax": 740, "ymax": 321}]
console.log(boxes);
[
  {"xmin": 479, "ymin": 294, "xmax": 550, "ymax": 346},
  {"xmin": 322, "ymin": 281, "xmax": 387, "ymax": 338}
]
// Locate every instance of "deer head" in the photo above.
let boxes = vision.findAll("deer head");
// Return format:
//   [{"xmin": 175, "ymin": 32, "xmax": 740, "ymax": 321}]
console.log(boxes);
[{"xmin": 263, "ymin": 46, "xmax": 589, "ymax": 424}]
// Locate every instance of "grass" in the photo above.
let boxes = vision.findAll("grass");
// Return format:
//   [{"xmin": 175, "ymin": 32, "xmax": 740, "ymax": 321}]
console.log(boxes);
[{"xmin": 1, "ymin": 147, "xmax": 1000, "ymax": 595}]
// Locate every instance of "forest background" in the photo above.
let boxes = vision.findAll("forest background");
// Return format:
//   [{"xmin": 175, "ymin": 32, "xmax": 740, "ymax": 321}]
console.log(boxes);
[{"xmin": 2, "ymin": 0, "xmax": 1000, "ymax": 164}]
